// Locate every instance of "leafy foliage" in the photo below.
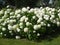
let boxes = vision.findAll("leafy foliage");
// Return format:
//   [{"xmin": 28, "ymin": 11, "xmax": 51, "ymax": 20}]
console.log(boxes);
[{"xmin": 0, "ymin": 6, "xmax": 60, "ymax": 40}]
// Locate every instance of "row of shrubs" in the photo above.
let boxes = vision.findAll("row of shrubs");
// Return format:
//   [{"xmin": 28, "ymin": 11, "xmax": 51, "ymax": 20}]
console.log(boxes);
[{"xmin": 0, "ymin": 6, "xmax": 60, "ymax": 40}]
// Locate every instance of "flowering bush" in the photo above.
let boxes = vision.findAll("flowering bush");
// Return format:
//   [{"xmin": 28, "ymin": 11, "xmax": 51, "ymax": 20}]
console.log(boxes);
[{"xmin": 0, "ymin": 6, "xmax": 60, "ymax": 40}]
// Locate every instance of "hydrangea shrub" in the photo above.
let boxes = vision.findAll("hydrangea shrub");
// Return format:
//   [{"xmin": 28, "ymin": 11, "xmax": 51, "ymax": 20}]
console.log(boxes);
[{"xmin": 0, "ymin": 6, "xmax": 60, "ymax": 40}]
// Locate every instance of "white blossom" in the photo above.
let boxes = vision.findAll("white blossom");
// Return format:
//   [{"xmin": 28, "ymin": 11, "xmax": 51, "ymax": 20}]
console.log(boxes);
[
  {"xmin": 2, "ymin": 22, "xmax": 6, "ymax": 26},
  {"xmin": 9, "ymin": 19, "xmax": 16, "ymax": 23},
  {"xmin": 37, "ymin": 33, "xmax": 40, "ymax": 36},
  {"xmin": 10, "ymin": 12, "xmax": 14, "ymax": 15},
  {"xmin": 20, "ymin": 16, "xmax": 26, "ymax": 22},
  {"xmin": 28, "ymin": 8, "xmax": 34, "ymax": 13},
  {"xmin": 50, "ymin": 17, "xmax": 53, "ymax": 20},
  {"xmin": 4, "ymin": 11, "xmax": 8, "ymax": 15},
  {"xmin": 26, "ymin": 22, "xmax": 30, "ymax": 26},
  {"xmin": 15, "ymin": 36, "xmax": 20, "ymax": 39},
  {"xmin": 8, "ymin": 24, "xmax": 13, "ymax": 30},
  {"xmin": 7, "ymin": 20, "xmax": 10, "ymax": 23},
  {"xmin": 15, "ymin": 9, "xmax": 21, "ymax": 15},
  {"xmin": 0, "ymin": 19, "xmax": 4, "ymax": 22},
  {"xmin": 52, "ymin": 20, "xmax": 56, "ymax": 23},
  {"xmin": 58, "ymin": 13, "xmax": 60, "ymax": 18},
  {"xmin": 37, "ymin": 25, "xmax": 41, "ymax": 28},
  {"xmin": 24, "ymin": 27, "xmax": 28, "ymax": 32},
  {"xmin": 6, "ymin": 5, "xmax": 10, "ymax": 8},
  {"xmin": 2, "ymin": 28, "xmax": 6, "ymax": 31},
  {"xmin": 19, "ymin": 23, "xmax": 23, "ymax": 26},
  {"xmin": 37, "ymin": 18, "xmax": 42, "ymax": 23},
  {"xmin": 44, "ymin": 15, "xmax": 49, "ymax": 20},
  {"xmin": 33, "ymin": 25, "xmax": 39, "ymax": 30},
  {"xmin": 7, "ymin": 9, "xmax": 11, "ymax": 12},
  {"xmin": 0, "ymin": 10, "xmax": 4, "ymax": 15},
  {"xmin": 32, "ymin": 16, "xmax": 36, "ymax": 19},
  {"xmin": 17, "ymin": 14, "xmax": 21, "ymax": 18},
  {"xmin": 20, "ymin": 26, "xmax": 23, "ymax": 29},
  {"xmin": 22, "ymin": 7, "xmax": 28, "ymax": 12},
  {"xmin": 51, "ymin": 8, "xmax": 55, "ymax": 11},
  {"xmin": 4, "ymin": 34, "xmax": 6, "ymax": 36},
  {"xmin": 57, "ymin": 21, "xmax": 60, "ymax": 26},
  {"xmin": 10, "ymin": 16, "xmax": 16, "ymax": 18},
  {"xmin": 40, "ymin": 22, "xmax": 45, "ymax": 26},
  {"xmin": 0, "ymin": 32, "xmax": 3, "ymax": 35},
  {"xmin": 33, "ymin": 30, "xmax": 36, "ymax": 33},
  {"xmin": 58, "ymin": 9, "xmax": 60, "ymax": 12},
  {"xmin": 13, "ymin": 25, "xmax": 18, "ymax": 30},
  {"xmin": 25, "ymin": 17, "xmax": 28, "ymax": 22},
  {"xmin": 9, "ymin": 31, "xmax": 12, "ymax": 33},
  {"xmin": 47, "ymin": 24, "xmax": 51, "ymax": 27},
  {"xmin": 16, "ymin": 28, "xmax": 20, "ymax": 32},
  {"xmin": 27, "ymin": 7, "xmax": 30, "ymax": 9},
  {"xmin": 51, "ymin": 15, "xmax": 55, "ymax": 18}
]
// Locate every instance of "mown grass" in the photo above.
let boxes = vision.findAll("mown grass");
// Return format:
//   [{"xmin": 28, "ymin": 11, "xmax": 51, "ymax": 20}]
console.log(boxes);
[{"xmin": 0, "ymin": 35, "xmax": 60, "ymax": 45}]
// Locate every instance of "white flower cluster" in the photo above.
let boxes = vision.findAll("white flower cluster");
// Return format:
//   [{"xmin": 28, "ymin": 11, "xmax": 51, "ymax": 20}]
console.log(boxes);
[{"xmin": 0, "ymin": 6, "xmax": 60, "ymax": 40}]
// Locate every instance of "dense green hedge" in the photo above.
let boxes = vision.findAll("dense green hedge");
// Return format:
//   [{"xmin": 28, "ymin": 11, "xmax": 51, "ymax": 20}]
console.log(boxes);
[
  {"xmin": 0, "ymin": 6, "xmax": 60, "ymax": 40},
  {"xmin": 1, "ymin": 0, "xmax": 60, "ymax": 8},
  {"xmin": 6, "ymin": 0, "xmax": 60, "ymax": 8}
]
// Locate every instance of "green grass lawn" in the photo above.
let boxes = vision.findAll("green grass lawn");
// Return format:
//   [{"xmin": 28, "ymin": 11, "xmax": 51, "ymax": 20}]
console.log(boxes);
[{"xmin": 0, "ymin": 35, "xmax": 60, "ymax": 45}]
